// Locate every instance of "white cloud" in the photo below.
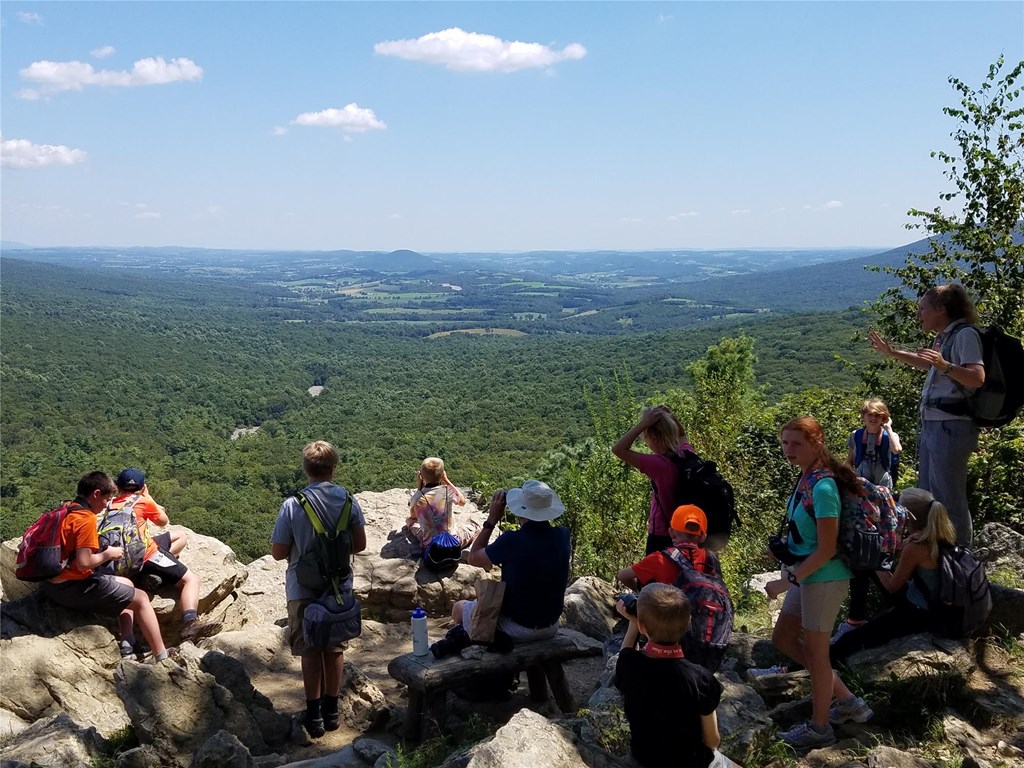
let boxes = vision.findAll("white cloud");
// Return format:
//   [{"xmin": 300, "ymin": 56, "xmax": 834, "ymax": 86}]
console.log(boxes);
[
  {"xmin": 206, "ymin": 204, "xmax": 224, "ymax": 216},
  {"xmin": 620, "ymin": 217, "xmax": 642, "ymax": 223},
  {"xmin": 657, "ymin": 14, "xmax": 675, "ymax": 23},
  {"xmin": 91, "ymin": 45, "xmax": 116, "ymax": 59},
  {"xmin": 271, "ymin": 126, "xmax": 288, "ymax": 136},
  {"xmin": 731, "ymin": 209, "xmax": 751, "ymax": 215},
  {"xmin": 293, "ymin": 104, "xmax": 386, "ymax": 134},
  {"xmin": 17, "ymin": 11, "xmax": 43, "ymax": 24},
  {"xmin": 1, "ymin": 136, "xmax": 87, "ymax": 168},
  {"xmin": 805, "ymin": 200, "xmax": 844, "ymax": 211},
  {"xmin": 374, "ymin": 27, "xmax": 586, "ymax": 73},
  {"xmin": 667, "ymin": 211, "xmax": 699, "ymax": 221},
  {"xmin": 389, "ymin": 213, "xmax": 401, "ymax": 219},
  {"xmin": 18, "ymin": 56, "xmax": 202, "ymax": 99},
  {"xmin": 135, "ymin": 211, "xmax": 161, "ymax": 220}
]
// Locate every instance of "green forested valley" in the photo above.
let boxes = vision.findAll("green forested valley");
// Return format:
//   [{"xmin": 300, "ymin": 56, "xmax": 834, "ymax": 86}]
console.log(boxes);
[{"xmin": 1, "ymin": 256, "xmax": 878, "ymax": 562}]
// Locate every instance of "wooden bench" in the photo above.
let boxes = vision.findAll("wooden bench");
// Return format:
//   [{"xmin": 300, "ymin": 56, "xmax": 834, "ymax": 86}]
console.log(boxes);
[{"xmin": 387, "ymin": 627, "xmax": 604, "ymax": 742}]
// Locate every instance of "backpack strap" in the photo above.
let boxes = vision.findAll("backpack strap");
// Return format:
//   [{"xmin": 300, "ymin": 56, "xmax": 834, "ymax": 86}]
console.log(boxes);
[{"xmin": 297, "ymin": 489, "xmax": 353, "ymax": 537}]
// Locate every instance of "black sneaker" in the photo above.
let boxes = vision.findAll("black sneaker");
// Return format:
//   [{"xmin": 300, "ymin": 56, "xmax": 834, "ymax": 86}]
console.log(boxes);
[{"xmin": 303, "ymin": 713, "xmax": 325, "ymax": 738}]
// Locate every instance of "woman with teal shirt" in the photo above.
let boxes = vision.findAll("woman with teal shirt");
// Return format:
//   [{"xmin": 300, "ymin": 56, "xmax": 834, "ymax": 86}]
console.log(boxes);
[{"xmin": 763, "ymin": 416, "xmax": 873, "ymax": 752}]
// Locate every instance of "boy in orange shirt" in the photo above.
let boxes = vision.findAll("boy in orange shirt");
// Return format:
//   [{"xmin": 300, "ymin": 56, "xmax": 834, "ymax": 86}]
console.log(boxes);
[
  {"xmin": 109, "ymin": 469, "xmax": 215, "ymax": 645},
  {"xmin": 40, "ymin": 471, "xmax": 169, "ymax": 661}
]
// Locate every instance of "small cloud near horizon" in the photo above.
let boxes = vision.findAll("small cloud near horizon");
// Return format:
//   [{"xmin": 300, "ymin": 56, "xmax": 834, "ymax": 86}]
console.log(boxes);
[
  {"xmin": 667, "ymin": 211, "xmax": 699, "ymax": 221},
  {"xmin": 1, "ymin": 136, "xmax": 87, "ymax": 169},
  {"xmin": 731, "ymin": 209, "xmax": 752, "ymax": 215},
  {"xmin": 135, "ymin": 211, "xmax": 161, "ymax": 220},
  {"xmin": 17, "ymin": 11, "xmax": 43, "ymax": 24},
  {"xmin": 271, "ymin": 126, "xmax": 288, "ymax": 137},
  {"xmin": 620, "ymin": 217, "xmax": 642, "ymax": 223},
  {"xmin": 292, "ymin": 104, "xmax": 386, "ymax": 134},
  {"xmin": 18, "ymin": 56, "xmax": 202, "ymax": 99},
  {"xmin": 91, "ymin": 45, "xmax": 116, "ymax": 59},
  {"xmin": 803, "ymin": 200, "xmax": 844, "ymax": 211},
  {"xmin": 374, "ymin": 27, "xmax": 586, "ymax": 73}
]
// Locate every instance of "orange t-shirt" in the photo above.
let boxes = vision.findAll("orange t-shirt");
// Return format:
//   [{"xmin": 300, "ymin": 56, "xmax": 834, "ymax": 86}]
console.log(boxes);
[
  {"xmin": 56, "ymin": 503, "xmax": 100, "ymax": 581},
  {"xmin": 109, "ymin": 491, "xmax": 163, "ymax": 560}
]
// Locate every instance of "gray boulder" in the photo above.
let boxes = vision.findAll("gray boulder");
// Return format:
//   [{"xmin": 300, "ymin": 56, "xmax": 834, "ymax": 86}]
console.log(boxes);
[
  {"xmin": 561, "ymin": 576, "xmax": 620, "ymax": 641},
  {"xmin": 0, "ymin": 713, "xmax": 107, "ymax": 768},
  {"xmin": 0, "ymin": 539, "xmax": 33, "ymax": 603},
  {"xmin": 974, "ymin": 522, "xmax": 1024, "ymax": 573},
  {"xmin": 438, "ymin": 708, "xmax": 590, "ymax": 768},
  {"xmin": 277, "ymin": 746, "xmax": 369, "ymax": 768},
  {"xmin": 114, "ymin": 653, "xmax": 267, "ymax": 766},
  {"xmin": 0, "ymin": 594, "xmax": 129, "ymax": 736},
  {"xmin": 989, "ymin": 583, "xmax": 1024, "ymax": 636},
  {"xmin": 715, "ymin": 678, "xmax": 774, "ymax": 756},
  {"xmin": 865, "ymin": 745, "xmax": 935, "ymax": 768},
  {"xmin": 191, "ymin": 730, "xmax": 256, "ymax": 768}
]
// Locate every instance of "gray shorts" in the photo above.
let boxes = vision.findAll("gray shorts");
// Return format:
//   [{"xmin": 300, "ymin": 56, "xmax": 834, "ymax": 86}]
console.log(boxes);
[
  {"xmin": 461, "ymin": 599, "xmax": 559, "ymax": 643},
  {"xmin": 780, "ymin": 578, "xmax": 849, "ymax": 633},
  {"xmin": 42, "ymin": 573, "xmax": 136, "ymax": 617}
]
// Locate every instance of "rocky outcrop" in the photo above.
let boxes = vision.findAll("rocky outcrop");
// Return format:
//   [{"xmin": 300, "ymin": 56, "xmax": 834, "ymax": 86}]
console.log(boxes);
[
  {"xmin": 191, "ymin": 730, "xmax": 257, "ymax": 768},
  {"xmin": 561, "ymin": 576, "xmax": 620, "ymax": 641},
  {"xmin": 114, "ymin": 653, "xmax": 268, "ymax": 766},
  {"xmin": 0, "ymin": 713, "xmax": 108, "ymax": 768},
  {"xmin": 352, "ymin": 489, "xmax": 494, "ymax": 620}
]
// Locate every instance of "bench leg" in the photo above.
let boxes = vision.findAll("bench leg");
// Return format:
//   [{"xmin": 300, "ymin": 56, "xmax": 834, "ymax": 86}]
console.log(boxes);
[
  {"xmin": 544, "ymin": 661, "xmax": 575, "ymax": 713},
  {"xmin": 404, "ymin": 689, "xmax": 448, "ymax": 744},
  {"xmin": 526, "ymin": 666, "xmax": 548, "ymax": 702},
  {"xmin": 404, "ymin": 689, "xmax": 424, "ymax": 742}
]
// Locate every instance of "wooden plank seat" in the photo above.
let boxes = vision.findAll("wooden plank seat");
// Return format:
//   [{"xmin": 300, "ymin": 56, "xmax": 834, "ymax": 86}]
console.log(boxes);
[{"xmin": 387, "ymin": 627, "xmax": 603, "ymax": 742}]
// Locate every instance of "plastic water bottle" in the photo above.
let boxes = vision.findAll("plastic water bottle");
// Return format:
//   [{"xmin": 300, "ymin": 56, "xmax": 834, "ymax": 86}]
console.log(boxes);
[{"xmin": 411, "ymin": 607, "xmax": 429, "ymax": 656}]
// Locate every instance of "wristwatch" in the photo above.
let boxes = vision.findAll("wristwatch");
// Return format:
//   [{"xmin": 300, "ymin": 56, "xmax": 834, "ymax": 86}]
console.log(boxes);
[
  {"xmin": 786, "ymin": 571, "xmax": 799, "ymax": 586},
  {"xmin": 944, "ymin": 362, "xmax": 955, "ymax": 375}
]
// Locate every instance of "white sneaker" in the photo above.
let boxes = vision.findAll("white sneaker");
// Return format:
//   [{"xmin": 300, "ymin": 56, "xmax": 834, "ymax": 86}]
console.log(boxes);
[
  {"xmin": 779, "ymin": 721, "xmax": 836, "ymax": 751},
  {"xmin": 829, "ymin": 620, "xmax": 864, "ymax": 645},
  {"xmin": 745, "ymin": 664, "xmax": 788, "ymax": 680},
  {"xmin": 829, "ymin": 695, "xmax": 874, "ymax": 725}
]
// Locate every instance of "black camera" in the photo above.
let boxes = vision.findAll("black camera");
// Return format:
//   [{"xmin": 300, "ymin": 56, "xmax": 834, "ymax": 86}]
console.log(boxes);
[
  {"xmin": 617, "ymin": 593, "xmax": 638, "ymax": 616},
  {"xmin": 430, "ymin": 625, "xmax": 471, "ymax": 659},
  {"xmin": 768, "ymin": 535, "xmax": 799, "ymax": 566}
]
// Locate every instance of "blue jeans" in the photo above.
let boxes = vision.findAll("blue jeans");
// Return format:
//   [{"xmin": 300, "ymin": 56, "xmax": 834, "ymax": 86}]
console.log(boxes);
[{"xmin": 918, "ymin": 418, "xmax": 979, "ymax": 545}]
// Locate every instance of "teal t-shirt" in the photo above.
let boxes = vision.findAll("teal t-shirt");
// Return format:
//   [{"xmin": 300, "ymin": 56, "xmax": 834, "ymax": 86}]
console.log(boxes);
[{"xmin": 787, "ymin": 475, "xmax": 852, "ymax": 583}]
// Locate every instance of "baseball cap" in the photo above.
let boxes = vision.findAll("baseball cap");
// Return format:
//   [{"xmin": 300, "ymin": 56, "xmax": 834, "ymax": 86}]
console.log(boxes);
[
  {"xmin": 116, "ymin": 468, "xmax": 146, "ymax": 492},
  {"xmin": 670, "ymin": 504, "xmax": 707, "ymax": 537}
]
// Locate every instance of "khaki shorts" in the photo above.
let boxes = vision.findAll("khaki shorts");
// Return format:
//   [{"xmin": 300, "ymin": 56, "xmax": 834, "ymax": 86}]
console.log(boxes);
[
  {"xmin": 287, "ymin": 598, "xmax": 349, "ymax": 656},
  {"xmin": 780, "ymin": 578, "xmax": 849, "ymax": 633}
]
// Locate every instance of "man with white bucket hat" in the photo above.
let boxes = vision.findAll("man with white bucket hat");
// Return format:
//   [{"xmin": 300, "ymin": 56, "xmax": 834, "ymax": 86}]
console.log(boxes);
[{"xmin": 453, "ymin": 480, "xmax": 571, "ymax": 642}]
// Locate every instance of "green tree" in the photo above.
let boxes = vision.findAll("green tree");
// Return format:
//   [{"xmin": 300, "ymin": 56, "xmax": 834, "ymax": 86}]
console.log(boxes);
[{"xmin": 867, "ymin": 55, "xmax": 1024, "ymax": 527}]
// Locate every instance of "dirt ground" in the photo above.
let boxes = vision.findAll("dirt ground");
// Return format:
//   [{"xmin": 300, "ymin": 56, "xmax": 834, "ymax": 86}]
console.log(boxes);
[{"xmin": 248, "ymin": 616, "xmax": 607, "ymax": 764}]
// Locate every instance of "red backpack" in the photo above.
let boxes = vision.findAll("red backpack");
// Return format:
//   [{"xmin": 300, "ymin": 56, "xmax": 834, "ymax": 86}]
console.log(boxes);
[{"xmin": 15, "ymin": 502, "xmax": 75, "ymax": 582}]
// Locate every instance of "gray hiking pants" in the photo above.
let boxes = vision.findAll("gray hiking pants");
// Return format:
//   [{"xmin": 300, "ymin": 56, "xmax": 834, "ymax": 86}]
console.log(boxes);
[{"xmin": 918, "ymin": 418, "xmax": 979, "ymax": 546}]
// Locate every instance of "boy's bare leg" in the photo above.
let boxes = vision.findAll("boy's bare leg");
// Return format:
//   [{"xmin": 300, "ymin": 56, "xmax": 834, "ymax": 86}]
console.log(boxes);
[
  {"xmin": 178, "ymin": 570, "xmax": 200, "ymax": 614},
  {"xmin": 301, "ymin": 654, "xmax": 324, "ymax": 700},
  {"xmin": 129, "ymin": 588, "xmax": 167, "ymax": 655},
  {"xmin": 169, "ymin": 530, "xmax": 187, "ymax": 556},
  {"xmin": 324, "ymin": 651, "xmax": 345, "ymax": 697}
]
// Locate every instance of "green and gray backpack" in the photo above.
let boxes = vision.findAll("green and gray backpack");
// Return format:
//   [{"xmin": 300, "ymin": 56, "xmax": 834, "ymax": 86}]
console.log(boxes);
[{"xmin": 294, "ymin": 488, "xmax": 353, "ymax": 601}]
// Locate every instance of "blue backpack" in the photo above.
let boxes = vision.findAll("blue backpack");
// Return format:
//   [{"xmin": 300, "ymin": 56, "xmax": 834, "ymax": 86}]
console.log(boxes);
[{"xmin": 423, "ymin": 531, "xmax": 462, "ymax": 571}]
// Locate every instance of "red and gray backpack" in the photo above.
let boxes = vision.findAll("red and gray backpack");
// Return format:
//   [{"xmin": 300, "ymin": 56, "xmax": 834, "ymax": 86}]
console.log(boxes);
[
  {"xmin": 15, "ymin": 501, "xmax": 77, "ymax": 582},
  {"xmin": 663, "ymin": 545, "xmax": 733, "ymax": 672}
]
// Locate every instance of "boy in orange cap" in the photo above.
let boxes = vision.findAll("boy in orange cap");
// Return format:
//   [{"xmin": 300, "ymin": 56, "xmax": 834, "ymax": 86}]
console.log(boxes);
[{"xmin": 617, "ymin": 504, "xmax": 718, "ymax": 589}]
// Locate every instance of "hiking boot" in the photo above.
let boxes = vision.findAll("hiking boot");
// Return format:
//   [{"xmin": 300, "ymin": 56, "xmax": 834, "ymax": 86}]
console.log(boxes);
[
  {"xmin": 303, "ymin": 713, "xmax": 325, "ymax": 738},
  {"xmin": 829, "ymin": 620, "xmax": 864, "ymax": 645},
  {"xmin": 119, "ymin": 639, "xmax": 135, "ymax": 658},
  {"xmin": 322, "ymin": 698, "xmax": 340, "ymax": 732},
  {"xmin": 180, "ymin": 618, "xmax": 223, "ymax": 643},
  {"xmin": 778, "ymin": 722, "xmax": 836, "ymax": 752},
  {"xmin": 829, "ymin": 695, "xmax": 874, "ymax": 725},
  {"xmin": 745, "ymin": 664, "xmax": 788, "ymax": 680}
]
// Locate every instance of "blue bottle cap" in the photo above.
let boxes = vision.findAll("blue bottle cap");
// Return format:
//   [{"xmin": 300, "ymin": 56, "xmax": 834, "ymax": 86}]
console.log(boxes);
[{"xmin": 412, "ymin": 607, "xmax": 426, "ymax": 619}]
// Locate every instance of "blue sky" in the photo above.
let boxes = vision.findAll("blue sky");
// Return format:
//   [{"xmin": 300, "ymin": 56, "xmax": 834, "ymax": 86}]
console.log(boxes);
[{"xmin": 2, "ymin": 1, "xmax": 1021, "ymax": 252}]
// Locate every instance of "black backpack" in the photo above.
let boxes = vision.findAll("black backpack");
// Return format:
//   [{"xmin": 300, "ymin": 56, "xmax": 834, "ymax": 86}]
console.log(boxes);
[
  {"xmin": 658, "ymin": 452, "xmax": 740, "ymax": 540},
  {"xmin": 423, "ymin": 531, "xmax": 462, "ymax": 571},
  {"xmin": 923, "ymin": 543, "xmax": 993, "ymax": 638},
  {"xmin": 940, "ymin": 324, "xmax": 1024, "ymax": 428},
  {"xmin": 664, "ymin": 546, "xmax": 733, "ymax": 672},
  {"xmin": 294, "ymin": 488, "xmax": 353, "ymax": 599}
]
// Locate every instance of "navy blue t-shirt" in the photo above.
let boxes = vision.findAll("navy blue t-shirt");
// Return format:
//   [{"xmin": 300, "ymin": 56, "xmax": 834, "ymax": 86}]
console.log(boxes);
[
  {"xmin": 485, "ymin": 521, "xmax": 570, "ymax": 628},
  {"xmin": 614, "ymin": 649, "xmax": 723, "ymax": 768}
]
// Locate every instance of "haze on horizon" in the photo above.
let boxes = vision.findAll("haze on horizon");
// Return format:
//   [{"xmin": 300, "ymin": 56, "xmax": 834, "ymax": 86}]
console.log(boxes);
[{"xmin": 1, "ymin": 2, "xmax": 1021, "ymax": 254}]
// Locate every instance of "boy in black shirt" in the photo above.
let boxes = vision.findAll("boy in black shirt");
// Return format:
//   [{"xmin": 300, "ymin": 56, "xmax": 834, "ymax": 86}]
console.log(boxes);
[{"xmin": 614, "ymin": 583, "xmax": 736, "ymax": 768}]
